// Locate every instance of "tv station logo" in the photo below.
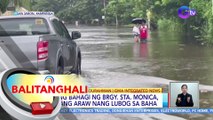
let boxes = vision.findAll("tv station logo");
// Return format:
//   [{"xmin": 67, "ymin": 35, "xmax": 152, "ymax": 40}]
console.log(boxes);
[
  {"xmin": 178, "ymin": 6, "xmax": 196, "ymax": 19},
  {"xmin": 44, "ymin": 76, "xmax": 54, "ymax": 84}
]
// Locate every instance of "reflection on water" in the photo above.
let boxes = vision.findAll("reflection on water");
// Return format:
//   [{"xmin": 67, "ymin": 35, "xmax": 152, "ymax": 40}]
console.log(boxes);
[
  {"xmin": 133, "ymin": 43, "xmax": 149, "ymax": 58},
  {"xmin": 108, "ymin": 30, "xmax": 213, "ymax": 86}
]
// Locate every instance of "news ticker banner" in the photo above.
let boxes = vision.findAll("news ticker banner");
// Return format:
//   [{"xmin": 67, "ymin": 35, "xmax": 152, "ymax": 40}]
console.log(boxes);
[
  {"xmin": 60, "ymin": 108, "xmax": 213, "ymax": 114},
  {"xmin": 7, "ymin": 74, "xmax": 168, "ymax": 108},
  {"xmin": 61, "ymin": 88, "xmax": 168, "ymax": 108}
]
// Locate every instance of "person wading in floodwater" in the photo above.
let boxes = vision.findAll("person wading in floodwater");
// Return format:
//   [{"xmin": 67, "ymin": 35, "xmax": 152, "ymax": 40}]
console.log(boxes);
[
  {"xmin": 139, "ymin": 21, "xmax": 148, "ymax": 43},
  {"xmin": 132, "ymin": 23, "xmax": 140, "ymax": 42}
]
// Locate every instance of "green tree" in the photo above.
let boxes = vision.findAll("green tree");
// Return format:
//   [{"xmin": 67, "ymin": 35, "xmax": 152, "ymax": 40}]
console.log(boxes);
[
  {"xmin": 190, "ymin": 0, "xmax": 213, "ymax": 44},
  {"xmin": 32, "ymin": 0, "xmax": 103, "ymax": 24},
  {"xmin": 104, "ymin": 0, "xmax": 134, "ymax": 25},
  {"xmin": 20, "ymin": 0, "xmax": 32, "ymax": 10},
  {"xmin": 31, "ymin": 0, "xmax": 213, "ymax": 44},
  {"xmin": 0, "ymin": 0, "xmax": 10, "ymax": 14}
]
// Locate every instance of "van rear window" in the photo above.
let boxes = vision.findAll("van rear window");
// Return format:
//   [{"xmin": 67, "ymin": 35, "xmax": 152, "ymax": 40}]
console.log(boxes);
[{"xmin": 0, "ymin": 18, "xmax": 50, "ymax": 36}]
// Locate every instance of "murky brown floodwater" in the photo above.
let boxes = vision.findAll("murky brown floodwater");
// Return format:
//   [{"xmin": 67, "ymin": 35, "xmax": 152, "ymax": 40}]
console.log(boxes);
[
  {"xmin": 64, "ymin": 26, "xmax": 213, "ymax": 120},
  {"xmin": 71, "ymin": 26, "xmax": 213, "ymax": 85}
]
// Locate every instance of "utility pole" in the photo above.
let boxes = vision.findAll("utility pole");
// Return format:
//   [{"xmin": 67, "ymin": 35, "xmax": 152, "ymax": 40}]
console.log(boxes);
[
  {"xmin": 146, "ymin": 9, "xmax": 151, "ymax": 30},
  {"xmin": 104, "ymin": 0, "xmax": 106, "ymax": 13},
  {"xmin": 103, "ymin": 0, "xmax": 106, "ymax": 25},
  {"xmin": 104, "ymin": 0, "xmax": 106, "ymax": 23},
  {"xmin": 115, "ymin": 0, "xmax": 118, "ymax": 27},
  {"xmin": 212, "ymin": 0, "xmax": 213, "ymax": 15}
]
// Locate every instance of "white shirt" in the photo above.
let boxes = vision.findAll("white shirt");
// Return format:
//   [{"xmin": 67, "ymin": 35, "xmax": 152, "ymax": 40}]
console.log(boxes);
[{"xmin": 132, "ymin": 26, "xmax": 140, "ymax": 34}]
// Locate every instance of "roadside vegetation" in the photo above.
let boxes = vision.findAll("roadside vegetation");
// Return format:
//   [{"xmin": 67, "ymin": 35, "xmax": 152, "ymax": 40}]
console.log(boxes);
[{"xmin": 0, "ymin": 0, "xmax": 213, "ymax": 44}]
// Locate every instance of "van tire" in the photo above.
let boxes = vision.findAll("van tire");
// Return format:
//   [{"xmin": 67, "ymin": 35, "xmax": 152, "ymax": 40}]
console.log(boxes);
[
  {"xmin": 72, "ymin": 57, "xmax": 81, "ymax": 75},
  {"xmin": 56, "ymin": 65, "xmax": 64, "ymax": 74},
  {"xmin": 76, "ymin": 58, "xmax": 81, "ymax": 75},
  {"xmin": 56, "ymin": 57, "xmax": 64, "ymax": 74}
]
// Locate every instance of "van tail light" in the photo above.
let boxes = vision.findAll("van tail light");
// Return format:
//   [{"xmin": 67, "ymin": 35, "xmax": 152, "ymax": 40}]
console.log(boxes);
[{"xmin": 37, "ymin": 40, "xmax": 48, "ymax": 61}]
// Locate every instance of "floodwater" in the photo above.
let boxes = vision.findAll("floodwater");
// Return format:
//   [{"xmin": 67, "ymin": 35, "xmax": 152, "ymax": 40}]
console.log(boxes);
[{"xmin": 58, "ymin": 26, "xmax": 213, "ymax": 120}]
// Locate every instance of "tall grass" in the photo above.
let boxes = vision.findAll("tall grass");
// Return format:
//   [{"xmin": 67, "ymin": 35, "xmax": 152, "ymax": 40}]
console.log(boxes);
[
  {"xmin": 199, "ymin": 18, "xmax": 213, "ymax": 45},
  {"xmin": 157, "ymin": 18, "xmax": 183, "ymax": 32}
]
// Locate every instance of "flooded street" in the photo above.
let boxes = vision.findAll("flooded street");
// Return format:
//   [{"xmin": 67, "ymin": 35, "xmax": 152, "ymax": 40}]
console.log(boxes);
[
  {"xmin": 76, "ymin": 26, "xmax": 213, "ymax": 85},
  {"xmin": 58, "ymin": 26, "xmax": 213, "ymax": 120}
]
